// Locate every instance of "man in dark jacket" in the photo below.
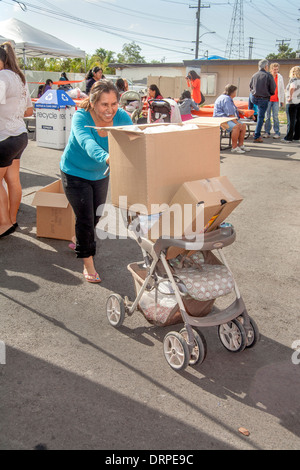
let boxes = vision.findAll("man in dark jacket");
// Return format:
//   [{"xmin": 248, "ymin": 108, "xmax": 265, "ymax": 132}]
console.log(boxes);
[{"xmin": 250, "ymin": 59, "xmax": 276, "ymax": 142}]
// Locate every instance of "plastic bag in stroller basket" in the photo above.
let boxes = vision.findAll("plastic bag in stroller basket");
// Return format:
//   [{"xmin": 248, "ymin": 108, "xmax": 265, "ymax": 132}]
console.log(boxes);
[
  {"xmin": 127, "ymin": 263, "xmax": 182, "ymax": 326},
  {"xmin": 139, "ymin": 284, "xmax": 182, "ymax": 326}
]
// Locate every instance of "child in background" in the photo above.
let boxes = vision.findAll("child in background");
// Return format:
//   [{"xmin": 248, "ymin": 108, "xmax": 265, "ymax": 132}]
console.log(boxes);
[
  {"xmin": 37, "ymin": 84, "xmax": 44, "ymax": 98},
  {"xmin": 178, "ymin": 90, "xmax": 199, "ymax": 121}
]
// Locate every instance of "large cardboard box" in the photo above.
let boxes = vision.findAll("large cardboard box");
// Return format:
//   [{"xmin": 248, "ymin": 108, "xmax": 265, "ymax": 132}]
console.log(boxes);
[
  {"xmin": 145, "ymin": 176, "xmax": 243, "ymax": 240},
  {"xmin": 107, "ymin": 120, "xmax": 232, "ymax": 215},
  {"xmin": 32, "ymin": 180, "xmax": 75, "ymax": 241}
]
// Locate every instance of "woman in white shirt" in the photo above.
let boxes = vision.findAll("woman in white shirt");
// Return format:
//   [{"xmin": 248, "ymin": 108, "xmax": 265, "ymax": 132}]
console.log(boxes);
[
  {"xmin": 0, "ymin": 42, "xmax": 33, "ymax": 238},
  {"xmin": 282, "ymin": 66, "xmax": 300, "ymax": 143}
]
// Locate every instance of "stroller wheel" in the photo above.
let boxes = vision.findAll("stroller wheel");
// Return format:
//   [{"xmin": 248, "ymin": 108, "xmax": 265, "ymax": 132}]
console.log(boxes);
[
  {"xmin": 218, "ymin": 319, "xmax": 247, "ymax": 353},
  {"xmin": 106, "ymin": 294, "xmax": 125, "ymax": 328},
  {"xmin": 245, "ymin": 316, "xmax": 260, "ymax": 348},
  {"xmin": 179, "ymin": 328, "xmax": 207, "ymax": 366},
  {"xmin": 163, "ymin": 332, "xmax": 189, "ymax": 371},
  {"xmin": 236, "ymin": 314, "xmax": 260, "ymax": 348}
]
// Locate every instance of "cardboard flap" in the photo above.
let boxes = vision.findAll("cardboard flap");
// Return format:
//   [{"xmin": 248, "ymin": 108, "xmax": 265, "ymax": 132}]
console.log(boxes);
[
  {"xmin": 191, "ymin": 117, "xmax": 236, "ymax": 127},
  {"xmin": 184, "ymin": 177, "xmax": 242, "ymax": 203},
  {"xmin": 32, "ymin": 192, "xmax": 69, "ymax": 208}
]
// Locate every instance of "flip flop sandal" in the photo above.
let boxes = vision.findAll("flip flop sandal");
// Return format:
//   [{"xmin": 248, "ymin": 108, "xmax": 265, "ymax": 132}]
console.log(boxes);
[
  {"xmin": 68, "ymin": 242, "xmax": 76, "ymax": 251},
  {"xmin": 83, "ymin": 271, "xmax": 101, "ymax": 283}
]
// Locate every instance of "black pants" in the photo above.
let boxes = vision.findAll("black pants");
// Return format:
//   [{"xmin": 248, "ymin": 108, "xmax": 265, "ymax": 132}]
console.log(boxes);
[
  {"xmin": 61, "ymin": 171, "xmax": 109, "ymax": 258},
  {"xmin": 285, "ymin": 103, "xmax": 300, "ymax": 141}
]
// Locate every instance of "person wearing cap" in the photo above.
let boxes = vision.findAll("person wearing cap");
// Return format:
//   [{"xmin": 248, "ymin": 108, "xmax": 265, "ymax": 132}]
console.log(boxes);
[{"xmin": 85, "ymin": 66, "xmax": 105, "ymax": 95}]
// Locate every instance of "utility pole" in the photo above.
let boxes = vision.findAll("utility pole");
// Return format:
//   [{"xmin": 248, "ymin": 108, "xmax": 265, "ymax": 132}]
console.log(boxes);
[
  {"xmin": 276, "ymin": 39, "xmax": 291, "ymax": 47},
  {"xmin": 189, "ymin": 1, "xmax": 210, "ymax": 59},
  {"xmin": 248, "ymin": 37, "xmax": 254, "ymax": 60}
]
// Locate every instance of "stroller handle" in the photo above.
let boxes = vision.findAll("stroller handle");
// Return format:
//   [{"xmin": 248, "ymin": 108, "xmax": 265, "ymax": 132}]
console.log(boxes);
[{"xmin": 153, "ymin": 227, "xmax": 236, "ymax": 255}]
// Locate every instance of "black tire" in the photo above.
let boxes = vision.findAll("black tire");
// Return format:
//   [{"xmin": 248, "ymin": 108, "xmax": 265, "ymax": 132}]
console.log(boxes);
[
  {"xmin": 245, "ymin": 316, "xmax": 260, "ymax": 348},
  {"xmin": 180, "ymin": 327, "xmax": 207, "ymax": 366}
]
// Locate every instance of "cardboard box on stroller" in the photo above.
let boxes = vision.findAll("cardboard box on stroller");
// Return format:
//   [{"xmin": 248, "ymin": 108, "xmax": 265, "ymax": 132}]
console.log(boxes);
[
  {"xmin": 145, "ymin": 176, "xmax": 243, "ymax": 240},
  {"xmin": 105, "ymin": 120, "xmax": 233, "ymax": 215},
  {"xmin": 169, "ymin": 176, "xmax": 243, "ymax": 237},
  {"xmin": 32, "ymin": 179, "xmax": 75, "ymax": 241}
]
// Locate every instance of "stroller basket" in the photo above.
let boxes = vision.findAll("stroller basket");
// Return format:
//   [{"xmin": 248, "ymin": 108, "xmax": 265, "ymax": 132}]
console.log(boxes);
[{"xmin": 127, "ymin": 262, "xmax": 182, "ymax": 326}]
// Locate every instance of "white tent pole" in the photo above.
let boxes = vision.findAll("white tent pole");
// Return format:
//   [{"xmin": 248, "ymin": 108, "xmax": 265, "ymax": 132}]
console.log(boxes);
[{"xmin": 23, "ymin": 47, "xmax": 26, "ymax": 75}]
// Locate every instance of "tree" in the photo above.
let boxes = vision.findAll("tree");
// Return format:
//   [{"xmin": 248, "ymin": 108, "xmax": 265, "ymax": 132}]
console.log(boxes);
[
  {"xmin": 117, "ymin": 42, "xmax": 146, "ymax": 64},
  {"xmin": 94, "ymin": 48, "xmax": 116, "ymax": 74},
  {"xmin": 266, "ymin": 43, "xmax": 297, "ymax": 60}
]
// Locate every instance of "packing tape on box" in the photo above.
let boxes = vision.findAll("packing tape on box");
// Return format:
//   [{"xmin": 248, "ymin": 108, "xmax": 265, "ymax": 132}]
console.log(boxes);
[{"xmin": 200, "ymin": 178, "xmax": 238, "ymax": 202}]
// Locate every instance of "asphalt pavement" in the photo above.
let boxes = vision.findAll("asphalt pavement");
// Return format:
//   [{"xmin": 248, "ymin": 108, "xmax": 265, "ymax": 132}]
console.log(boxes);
[{"xmin": 0, "ymin": 130, "xmax": 300, "ymax": 450}]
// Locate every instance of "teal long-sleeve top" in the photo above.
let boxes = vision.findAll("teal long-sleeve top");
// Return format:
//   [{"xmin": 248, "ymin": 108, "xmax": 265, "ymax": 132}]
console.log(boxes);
[{"xmin": 60, "ymin": 107, "xmax": 132, "ymax": 181}]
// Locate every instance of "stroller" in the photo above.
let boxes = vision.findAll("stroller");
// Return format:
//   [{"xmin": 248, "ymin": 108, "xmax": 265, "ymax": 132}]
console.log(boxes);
[
  {"xmin": 106, "ymin": 214, "xmax": 260, "ymax": 372},
  {"xmin": 148, "ymin": 98, "xmax": 182, "ymax": 124},
  {"xmin": 119, "ymin": 91, "xmax": 143, "ymax": 124}
]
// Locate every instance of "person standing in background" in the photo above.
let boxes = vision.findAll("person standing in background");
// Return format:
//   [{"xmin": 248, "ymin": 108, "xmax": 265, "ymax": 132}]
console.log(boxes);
[
  {"xmin": 42, "ymin": 79, "xmax": 53, "ymax": 95},
  {"xmin": 186, "ymin": 70, "xmax": 202, "ymax": 105},
  {"xmin": 263, "ymin": 63, "xmax": 285, "ymax": 139},
  {"xmin": 0, "ymin": 42, "xmax": 33, "ymax": 238},
  {"xmin": 281, "ymin": 66, "xmax": 300, "ymax": 143},
  {"xmin": 249, "ymin": 59, "xmax": 276, "ymax": 143},
  {"xmin": 85, "ymin": 67, "xmax": 105, "ymax": 95}
]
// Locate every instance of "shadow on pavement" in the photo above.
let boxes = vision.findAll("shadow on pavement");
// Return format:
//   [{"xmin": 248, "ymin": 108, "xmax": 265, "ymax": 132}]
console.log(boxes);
[{"xmin": 0, "ymin": 344, "xmax": 237, "ymax": 450}]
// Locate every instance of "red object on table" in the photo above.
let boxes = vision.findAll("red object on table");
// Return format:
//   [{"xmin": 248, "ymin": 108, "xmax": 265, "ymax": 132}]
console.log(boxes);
[{"xmin": 191, "ymin": 108, "xmax": 214, "ymax": 117}]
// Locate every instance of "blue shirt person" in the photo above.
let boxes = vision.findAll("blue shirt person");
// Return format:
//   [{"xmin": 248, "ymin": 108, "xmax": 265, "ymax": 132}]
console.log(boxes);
[
  {"xmin": 60, "ymin": 79, "xmax": 132, "ymax": 283},
  {"xmin": 213, "ymin": 84, "xmax": 248, "ymax": 154}
]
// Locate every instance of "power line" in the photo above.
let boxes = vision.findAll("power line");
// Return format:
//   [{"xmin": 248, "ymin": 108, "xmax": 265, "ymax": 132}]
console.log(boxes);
[
  {"xmin": 84, "ymin": 0, "xmax": 194, "ymax": 26},
  {"xmin": 2, "ymin": 1, "xmax": 196, "ymax": 58},
  {"xmin": 5, "ymin": 0, "xmax": 194, "ymax": 47},
  {"xmin": 247, "ymin": 0, "xmax": 298, "ymax": 35}
]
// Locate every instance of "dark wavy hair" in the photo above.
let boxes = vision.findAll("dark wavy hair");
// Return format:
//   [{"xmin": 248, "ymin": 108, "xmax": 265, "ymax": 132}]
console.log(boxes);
[
  {"xmin": 85, "ymin": 66, "xmax": 102, "ymax": 80},
  {"xmin": 149, "ymin": 84, "xmax": 162, "ymax": 98},
  {"xmin": 0, "ymin": 42, "xmax": 26, "ymax": 84},
  {"xmin": 188, "ymin": 70, "xmax": 200, "ymax": 81}
]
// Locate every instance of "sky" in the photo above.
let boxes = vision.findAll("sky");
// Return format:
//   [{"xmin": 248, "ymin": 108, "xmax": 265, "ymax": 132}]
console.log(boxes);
[{"xmin": 0, "ymin": 0, "xmax": 299, "ymax": 63}]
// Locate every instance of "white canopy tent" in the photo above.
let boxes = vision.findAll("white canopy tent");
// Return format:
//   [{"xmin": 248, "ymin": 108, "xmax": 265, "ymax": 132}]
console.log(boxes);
[
  {"xmin": 0, "ymin": 18, "xmax": 85, "ymax": 60},
  {"xmin": 0, "ymin": 35, "xmax": 15, "ymax": 46}
]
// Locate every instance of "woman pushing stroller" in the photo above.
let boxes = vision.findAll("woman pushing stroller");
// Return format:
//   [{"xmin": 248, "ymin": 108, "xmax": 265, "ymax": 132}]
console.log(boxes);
[{"xmin": 60, "ymin": 79, "xmax": 132, "ymax": 283}]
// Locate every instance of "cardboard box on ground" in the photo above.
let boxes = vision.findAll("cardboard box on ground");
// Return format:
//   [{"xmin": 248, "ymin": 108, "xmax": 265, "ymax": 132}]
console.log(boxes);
[{"xmin": 32, "ymin": 180, "xmax": 75, "ymax": 241}]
